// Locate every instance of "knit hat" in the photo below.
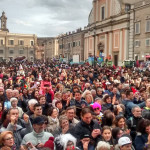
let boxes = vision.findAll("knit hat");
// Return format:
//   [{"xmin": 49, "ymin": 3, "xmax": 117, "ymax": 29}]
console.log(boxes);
[{"xmin": 44, "ymin": 137, "xmax": 54, "ymax": 150}]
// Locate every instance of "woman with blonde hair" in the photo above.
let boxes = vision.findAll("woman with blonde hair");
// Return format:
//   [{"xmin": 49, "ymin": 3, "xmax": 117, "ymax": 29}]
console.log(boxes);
[
  {"xmin": 85, "ymin": 93, "xmax": 93, "ymax": 105},
  {"xmin": 52, "ymin": 92, "xmax": 62, "ymax": 107},
  {"xmin": 0, "ymin": 131, "xmax": 16, "ymax": 150}
]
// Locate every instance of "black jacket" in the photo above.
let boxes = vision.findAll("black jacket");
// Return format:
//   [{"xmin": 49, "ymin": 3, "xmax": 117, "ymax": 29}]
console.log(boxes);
[
  {"xmin": 74, "ymin": 120, "xmax": 101, "ymax": 147},
  {"xmin": 127, "ymin": 116, "xmax": 143, "ymax": 141},
  {"xmin": 42, "ymin": 103, "xmax": 50, "ymax": 116}
]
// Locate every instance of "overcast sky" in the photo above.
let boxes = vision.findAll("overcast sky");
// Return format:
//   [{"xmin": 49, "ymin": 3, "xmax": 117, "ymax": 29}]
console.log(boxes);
[{"xmin": 0, "ymin": 0, "xmax": 92, "ymax": 37}]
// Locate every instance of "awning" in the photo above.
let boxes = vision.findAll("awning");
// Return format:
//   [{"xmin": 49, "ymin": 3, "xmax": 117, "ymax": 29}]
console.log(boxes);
[{"xmin": 146, "ymin": 55, "xmax": 150, "ymax": 58}]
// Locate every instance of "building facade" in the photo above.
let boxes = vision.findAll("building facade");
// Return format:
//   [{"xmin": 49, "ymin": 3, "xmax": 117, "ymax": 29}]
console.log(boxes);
[
  {"xmin": 36, "ymin": 37, "xmax": 59, "ymax": 61},
  {"xmin": 0, "ymin": 12, "xmax": 37, "ymax": 61},
  {"xmin": 84, "ymin": 0, "xmax": 133, "ymax": 66},
  {"xmin": 133, "ymin": 0, "xmax": 150, "ymax": 61},
  {"xmin": 58, "ymin": 28, "xmax": 85, "ymax": 62}
]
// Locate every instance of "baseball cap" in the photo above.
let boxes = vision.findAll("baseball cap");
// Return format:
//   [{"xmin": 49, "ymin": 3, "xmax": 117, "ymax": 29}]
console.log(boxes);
[
  {"xmin": 32, "ymin": 116, "xmax": 45, "ymax": 125},
  {"xmin": 80, "ymin": 134, "xmax": 90, "ymax": 139},
  {"xmin": 118, "ymin": 137, "xmax": 132, "ymax": 146}
]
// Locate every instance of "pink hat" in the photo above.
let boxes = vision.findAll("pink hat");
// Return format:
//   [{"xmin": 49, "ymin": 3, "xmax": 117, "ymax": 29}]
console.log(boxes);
[{"xmin": 91, "ymin": 102, "xmax": 102, "ymax": 110}]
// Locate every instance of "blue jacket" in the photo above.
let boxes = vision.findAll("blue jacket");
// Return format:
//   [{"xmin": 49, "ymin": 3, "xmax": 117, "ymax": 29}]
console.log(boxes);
[
  {"xmin": 134, "ymin": 133, "xmax": 148, "ymax": 150},
  {"xmin": 122, "ymin": 100, "xmax": 145, "ymax": 119}
]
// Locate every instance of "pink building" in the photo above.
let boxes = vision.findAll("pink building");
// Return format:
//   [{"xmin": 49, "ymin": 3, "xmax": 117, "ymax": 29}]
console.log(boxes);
[{"xmin": 84, "ymin": 0, "xmax": 131, "ymax": 66}]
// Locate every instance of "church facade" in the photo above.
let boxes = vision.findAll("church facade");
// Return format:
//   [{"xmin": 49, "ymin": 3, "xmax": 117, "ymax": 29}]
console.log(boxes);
[
  {"xmin": 84, "ymin": 0, "xmax": 131, "ymax": 66},
  {"xmin": 0, "ymin": 11, "xmax": 37, "ymax": 61}
]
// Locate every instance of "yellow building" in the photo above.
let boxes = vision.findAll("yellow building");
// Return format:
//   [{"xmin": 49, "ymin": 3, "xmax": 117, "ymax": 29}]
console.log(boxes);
[{"xmin": 0, "ymin": 11, "xmax": 37, "ymax": 61}]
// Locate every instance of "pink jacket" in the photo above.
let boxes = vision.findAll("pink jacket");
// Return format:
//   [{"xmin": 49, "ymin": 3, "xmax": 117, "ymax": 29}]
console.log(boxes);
[{"xmin": 40, "ymin": 81, "xmax": 54, "ymax": 100}]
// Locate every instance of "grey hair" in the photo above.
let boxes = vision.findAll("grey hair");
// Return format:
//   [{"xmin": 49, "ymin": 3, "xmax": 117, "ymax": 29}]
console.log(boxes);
[
  {"xmin": 132, "ymin": 106, "xmax": 141, "ymax": 113},
  {"xmin": 91, "ymin": 89, "xmax": 96, "ymax": 93},
  {"xmin": 6, "ymin": 89, "xmax": 12, "ymax": 93},
  {"xmin": 28, "ymin": 99, "xmax": 38, "ymax": 106},
  {"xmin": 96, "ymin": 141, "xmax": 111, "ymax": 150},
  {"xmin": 10, "ymin": 97, "xmax": 18, "ymax": 102},
  {"xmin": 13, "ymin": 89, "xmax": 19, "ymax": 93},
  {"xmin": 59, "ymin": 115, "xmax": 68, "ymax": 126}
]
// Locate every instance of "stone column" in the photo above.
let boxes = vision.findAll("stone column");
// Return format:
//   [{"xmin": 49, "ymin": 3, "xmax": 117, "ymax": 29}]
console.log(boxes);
[
  {"xmin": 119, "ymin": 29, "xmax": 123, "ymax": 66},
  {"xmin": 93, "ymin": 0, "xmax": 96, "ymax": 22},
  {"xmin": 105, "ymin": 33, "xmax": 108, "ymax": 58},
  {"xmin": 84, "ymin": 37, "xmax": 87, "ymax": 61},
  {"xmin": 95, "ymin": 35, "xmax": 98, "ymax": 57},
  {"xmin": 106, "ymin": 0, "xmax": 108, "ymax": 18},
  {"xmin": 129, "ymin": 9, "xmax": 134, "ymax": 60},
  {"xmin": 110, "ymin": 0, "xmax": 113, "ymax": 17},
  {"xmin": 109, "ymin": 32, "xmax": 112, "ymax": 56},
  {"xmin": 96, "ymin": 0, "xmax": 99, "ymax": 21},
  {"xmin": 87, "ymin": 37, "xmax": 89, "ymax": 59},
  {"xmin": 124, "ymin": 29, "xmax": 129, "ymax": 60}
]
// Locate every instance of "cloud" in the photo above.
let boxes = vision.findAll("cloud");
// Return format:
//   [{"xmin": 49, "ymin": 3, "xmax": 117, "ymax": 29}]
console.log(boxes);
[
  {"xmin": 14, "ymin": 19, "xmax": 32, "ymax": 27},
  {"xmin": 0, "ymin": 0, "xmax": 92, "ymax": 37}
]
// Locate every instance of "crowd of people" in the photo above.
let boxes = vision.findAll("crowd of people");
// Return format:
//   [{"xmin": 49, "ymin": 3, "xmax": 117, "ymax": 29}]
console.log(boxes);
[{"xmin": 0, "ymin": 60, "xmax": 150, "ymax": 150}]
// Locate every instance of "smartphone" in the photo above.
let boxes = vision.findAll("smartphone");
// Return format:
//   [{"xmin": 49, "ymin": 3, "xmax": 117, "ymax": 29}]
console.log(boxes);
[{"xmin": 26, "ymin": 142, "xmax": 33, "ymax": 148}]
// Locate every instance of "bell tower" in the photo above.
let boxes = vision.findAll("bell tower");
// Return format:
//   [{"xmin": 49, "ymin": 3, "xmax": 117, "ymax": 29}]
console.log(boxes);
[{"xmin": 0, "ymin": 11, "xmax": 9, "ymax": 32}]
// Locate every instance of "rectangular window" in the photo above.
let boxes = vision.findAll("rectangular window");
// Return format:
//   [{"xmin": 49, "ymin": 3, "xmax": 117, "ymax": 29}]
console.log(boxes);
[
  {"xmin": 76, "ymin": 42, "xmax": 78, "ymax": 46},
  {"xmin": 114, "ymin": 32, "xmax": 119, "ymax": 48},
  {"xmin": 9, "ymin": 50, "xmax": 14, "ymax": 54},
  {"xmin": 0, "ymin": 50, "xmax": 3, "ymax": 54},
  {"xmin": 73, "ymin": 42, "xmax": 76, "ymax": 47},
  {"xmin": 146, "ymin": 39, "xmax": 150, "ymax": 46},
  {"xmin": 8, "ymin": 40, "xmax": 14, "ymax": 45},
  {"xmin": 146, "ymin": 20, "xmax": 150, "ymax": 32},
  {"xmin": 30, "ymin": 41, "xmax": 34, "ymax": 46},
  {"xmin": 30, "ymin": 51, "xmax": 34, "ymax": 54},
  {"xmin": 19, "ymin": 50, "xmax": 24, "ymax": 54},
  {"xmin": 59, "ymin": 45, "xmax": 62, "ymax": 49},
  {"xmin": 30, "ymin": 57, "xmax": 33, "ymax": 61},
  {"xmin": 135, "ymin": 40, "xmax": 140, "ymax": 47},
  {"xmin": 0, "ymin": 40, "xmax": 3, "ymax": 45},
  {"xmin": 135, "ymin": 22, "xmax": 140, "ymax": 34},
  {"xmin": 79, "ymin": 41, "xmax": 81, "ymax": 46},
  {"xmin": 125, "ymin": 4, "xmax": 131, "ymax": 12},
  {"xmin": 0, "ymin": 57, "xmax": 3, "ymax": 61},
  {"xmin": 101, "ymin": 6, "xmax": 105, "ymax": 20},
  {"xmin": 19, "ymin": 40, "xmax": 24, "ymax": 45}
]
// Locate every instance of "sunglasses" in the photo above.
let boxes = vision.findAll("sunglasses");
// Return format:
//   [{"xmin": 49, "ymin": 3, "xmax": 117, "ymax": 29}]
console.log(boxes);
[{"xmin": 94, "ymin": 108, "xmax": 100, "ymax": 111}]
